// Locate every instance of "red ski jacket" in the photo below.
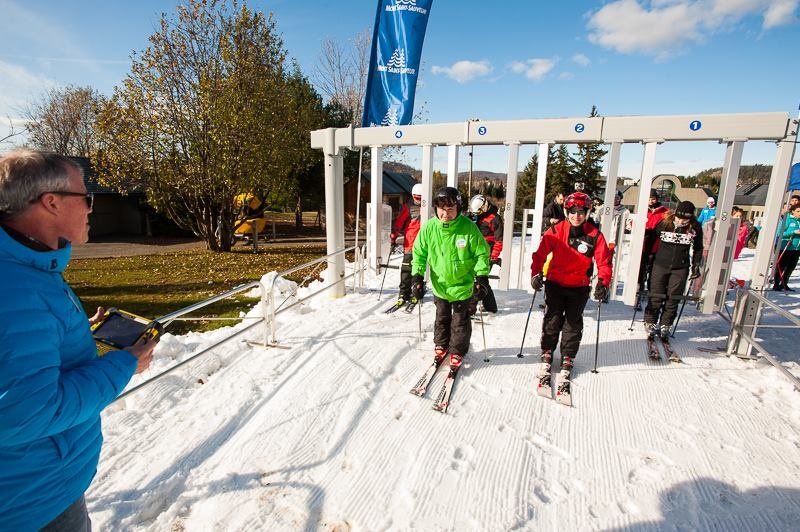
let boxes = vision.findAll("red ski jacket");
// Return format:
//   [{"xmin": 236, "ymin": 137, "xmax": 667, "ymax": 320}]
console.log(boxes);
[
  {"xmin": 531, "ymin": 220, "xmax": 613, "ymax": 288},
  {"xmin": 391, "ymin": 201, "xmax": 421, "ymax": 252},
  {"xmin": 474, "ymin": 204, "xmax": 503, "ymax": 261}
]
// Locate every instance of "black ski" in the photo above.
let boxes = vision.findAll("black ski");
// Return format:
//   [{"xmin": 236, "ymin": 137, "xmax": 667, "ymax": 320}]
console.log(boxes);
[
  {"xmin": 432, "ymin": 367, "xmax": 460, "ymax": 413},
  {"xmin": 384, "ymin": 299, "xmax": 407, "ymax": 314},
  {"xmin": 403, "ymin": 298, "xmax": 419, "ymax": 313},
  {"xmin": 646, "ymin": 335, "xmax": 661, "ymax": 360},
  {"xmin": 659, "ymin": 336, "xmax": 682, "ymax": 363},
  {"xmin": 409, "ymin": 357, "xmax": 445, "ymax": 396}
]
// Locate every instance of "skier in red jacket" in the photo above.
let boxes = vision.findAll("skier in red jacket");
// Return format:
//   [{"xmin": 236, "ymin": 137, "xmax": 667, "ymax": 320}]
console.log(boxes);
[
  {"xmin": 468, "ymin": 194, "xmax": 501, "ymax": 313},
  {"xmin": 530, "ymin": 191, "xmax": 613, "ymax": 401},
  {"xmin": 389, "ymin": 183, "xmax": 424, "ymax": 309}
]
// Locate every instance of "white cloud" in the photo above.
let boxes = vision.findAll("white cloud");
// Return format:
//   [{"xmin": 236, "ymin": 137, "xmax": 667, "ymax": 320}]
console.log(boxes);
[
  {"xmin": 510, "ymin": 58, "xmax": 556, "ymax": 80},
  {"xmin": 430, "ymin": 60, "xmax": 493, "ymax": 83},
  {"xmin": 572, "ymin": 53, "xmax": 591, "ymax": 66},
  {"xmin": 763, "ymin": 0, "xmax": 799, "ymax": 28},
  {"xmin": 586, "ymin": 0, "xmax": 798, "ymax": 57},
  {"xmin": 559, "ymin": 72, "xmax": 575, "ymax": 80}
]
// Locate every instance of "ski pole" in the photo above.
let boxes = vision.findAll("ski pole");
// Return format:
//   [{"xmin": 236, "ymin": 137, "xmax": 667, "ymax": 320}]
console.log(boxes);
[
  {"xmin": 517, "ymin": 289, "xmax": 539, "ymax": 358},
  {"xmin": 671, "ymin": 276, "xmax": 695, "ymax": 337},
  {"xmin": 592, "ymin": 300, "xmax": 602, "ymax": 373},
  {"xmin": 478, "ymin": 304, "xmax": 489, "ymax": 362},
  {"xmin": 775, "ymin": 234, "xmax": 796, "ymax": 290},
  {"xmin": 377, "ymin": 244, "xmax": 395, "ymax": 300},
  {"xmin": 417, "ymin": 298, "xmax": 423, "ymax": 350},
  {"xmin": 628, "ymin": 291, "xmax": 642, "ymax": 331}
]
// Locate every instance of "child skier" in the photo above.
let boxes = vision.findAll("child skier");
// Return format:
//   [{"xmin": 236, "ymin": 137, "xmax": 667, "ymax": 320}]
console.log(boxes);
[
  {"xmin": 468, "ymin": 194, "xmax": 501, "ymax": 313},
  {"xmin": 387, "ymin": 183, "xmax": 424, "ymax": 311}
]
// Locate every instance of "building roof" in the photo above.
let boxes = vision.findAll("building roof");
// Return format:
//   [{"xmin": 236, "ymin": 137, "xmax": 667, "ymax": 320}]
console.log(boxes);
[
  {"xmin": 70, "ymin": 156, "xmax": 145, "ymax": 195},
  {"xmin": 734, "ymin": 183, "xmax": 769, "ymax": 206},
  {"xmin": 353, "ymin": 170, "xmax": 416, "ymax": 195}
]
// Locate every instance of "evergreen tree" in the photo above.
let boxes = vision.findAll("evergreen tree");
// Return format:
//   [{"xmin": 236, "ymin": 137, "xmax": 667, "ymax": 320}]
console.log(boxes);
[
  {"xmin": 570, "ymin": 105, "xmax": 607, "ymax": 199},
  {"xmin": 548, "ymin": 144, "xmax": 575, "ymax": 197}
]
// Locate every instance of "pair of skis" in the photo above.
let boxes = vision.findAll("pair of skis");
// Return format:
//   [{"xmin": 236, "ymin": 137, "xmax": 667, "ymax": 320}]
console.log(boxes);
[
  {"xmin": 537, "ymin": 368, "xmax": 572, "ymax": 406},
  {"xmin": 385, "ymin": 298, "xmax": 418, "ymax": 314},
  {"xmin": 409, "ymin": 357, "xmax": 459, "ymax": 413},
  {"xmin": 647, "ymin": 333, "xmax": 682, "ymax": 363}
]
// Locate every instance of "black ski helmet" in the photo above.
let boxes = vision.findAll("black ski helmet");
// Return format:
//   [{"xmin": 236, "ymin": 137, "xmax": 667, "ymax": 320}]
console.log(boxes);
[{"xmin": 433, "ymin": 186, "xmax": 462, "ymax": 210}]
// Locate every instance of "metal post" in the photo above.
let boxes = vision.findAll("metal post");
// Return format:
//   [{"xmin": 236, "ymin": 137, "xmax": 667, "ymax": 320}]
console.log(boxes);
[{"xmin": 500, "ymin": 142, "xmax": 519, "ymax": 290}]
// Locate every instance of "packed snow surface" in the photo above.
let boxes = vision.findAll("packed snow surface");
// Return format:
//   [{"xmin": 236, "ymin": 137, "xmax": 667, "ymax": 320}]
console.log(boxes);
[{"xmin": 88, "ymin": 247, "xmax": 800, "ymax": 531}]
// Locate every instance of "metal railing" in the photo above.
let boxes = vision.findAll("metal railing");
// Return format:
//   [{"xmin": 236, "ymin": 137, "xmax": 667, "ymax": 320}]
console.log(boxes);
[
  {"xmin": 727, "ymin": 288, "xmax": 800, "ymax": 391},
  {"xmin": 114, "ymin": 245, "xmax": 365, "ymax": 402}
]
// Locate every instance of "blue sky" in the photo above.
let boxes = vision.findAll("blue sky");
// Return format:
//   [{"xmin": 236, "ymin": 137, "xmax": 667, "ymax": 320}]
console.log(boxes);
[{"xmin": 1, "ymin": 0, "xmax": 798, "ymax": 178}]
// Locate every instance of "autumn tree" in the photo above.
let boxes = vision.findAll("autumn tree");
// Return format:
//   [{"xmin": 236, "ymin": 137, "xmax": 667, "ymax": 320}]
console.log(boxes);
[
  {"xmin": 22, "ymin": 85, "xmax": 105, "ymax": 157},
  {"xmin": 95, "ymin": 0, "xmax": 326, "ymax": 251}
]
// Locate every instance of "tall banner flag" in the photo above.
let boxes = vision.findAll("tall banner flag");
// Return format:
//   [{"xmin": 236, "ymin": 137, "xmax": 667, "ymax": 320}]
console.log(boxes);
[
  {"xmin": 790, "ymin": 162, "xmax": 800, "ymax": 190},
  {"xmin": 362, "ymin": 0, "xmax": 433, "ymax": 127}
]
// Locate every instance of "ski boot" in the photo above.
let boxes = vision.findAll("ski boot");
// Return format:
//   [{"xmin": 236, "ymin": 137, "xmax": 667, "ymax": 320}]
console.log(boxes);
[
  {"xmin": 433, "ymin": 345, "xmax": 447, "ymax": 366},
  {"xmin": 659, "ymin": 324, "xmax": 671, "ymax": 341},
  {"xmin": 555, "ymin": 357, "xmax": 573, "ymax": 406},
  {"xmin": 537, "ymin": 350, "xmax": 553, "ymax": 397},
  {"xmin": 644, "ymin": 322, "xmax": 657, "ymax": 338},
  {"xmin": 386, "ymin": 296, "xmax": 407, "ymax": 313}
]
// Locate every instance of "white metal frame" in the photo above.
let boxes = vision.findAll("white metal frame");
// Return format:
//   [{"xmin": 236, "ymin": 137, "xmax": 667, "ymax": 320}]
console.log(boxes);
[{"xmin": 311, "ymin": 111, "xmax": 795, "ymax": 311}]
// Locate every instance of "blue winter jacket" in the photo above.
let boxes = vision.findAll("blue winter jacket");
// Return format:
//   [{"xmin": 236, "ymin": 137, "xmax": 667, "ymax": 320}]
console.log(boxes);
[
  {"xmin": 780, "ymin": 214, "xmax": 800, "ymax": 251},
  {"xmin": 0, "ymin": 226, "xmax": 138, "ymax": 530}
]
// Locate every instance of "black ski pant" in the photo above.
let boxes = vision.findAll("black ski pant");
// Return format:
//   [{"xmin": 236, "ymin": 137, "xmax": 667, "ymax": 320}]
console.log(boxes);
[
  {"xmin": 433, "ymin": 295, "xmax": 472, "ymax": 356},
  {"xmin": 638, "ymin": 252, "xmax": 654, "ymax": 293},
  {"xmin": 644, "ymin": 264, "xmax": 688, "ymax": 327},
  {"xmin": 398, "ymin": 252, "xmax": 413, "ymax": 299},
  {"xmin": 774, "ymin": 249, "xmax": 800, "ymax": 289},
  {"xmin": 540, "ymin": 281, "xmax": 590, "ymax": 360}
]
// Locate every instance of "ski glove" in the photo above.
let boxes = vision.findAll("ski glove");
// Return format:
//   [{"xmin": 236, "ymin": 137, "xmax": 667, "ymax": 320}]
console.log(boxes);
[
  {"xmin": 593, "ymin": 282, "xmax": 608, "ymax": 302},
  {"xmin": 411, "ymin": 275, "xmax": 426, "ymax": 299},
  {"xmin": 689, "ymin": 264, "xmax": 701, "ymax": 280},
  {"xmin": 530, "ymin": 273, "xmax": 544, "ymax": 291},
  {"xmin": 473, "ymin": 275, "xmax": 489, "ymax": 300}
]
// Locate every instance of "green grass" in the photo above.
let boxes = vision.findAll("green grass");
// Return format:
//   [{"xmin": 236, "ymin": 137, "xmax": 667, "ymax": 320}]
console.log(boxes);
[{"xmin": 65, "ymin": 245, "xmax": 331, "ymax": 335}]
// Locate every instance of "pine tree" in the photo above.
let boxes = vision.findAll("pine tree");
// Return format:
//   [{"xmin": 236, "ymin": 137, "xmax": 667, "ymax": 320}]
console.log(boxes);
[
  {"xmin": 570, "ymin": 106, "xmax": 607, "ymax": 199},
  {"xmin": 548, "ymin": 144, "xmax": 575, "ymax": 197}
]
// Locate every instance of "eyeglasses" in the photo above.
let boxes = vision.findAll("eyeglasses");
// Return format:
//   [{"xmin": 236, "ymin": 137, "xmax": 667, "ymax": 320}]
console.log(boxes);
[
  {"xmin": 567, "ymin": 208, "xmax": 587, "ymax": 216},
  {"xmin": 36, "ymin": 191, "xmax": 94, "ymax": 209}
]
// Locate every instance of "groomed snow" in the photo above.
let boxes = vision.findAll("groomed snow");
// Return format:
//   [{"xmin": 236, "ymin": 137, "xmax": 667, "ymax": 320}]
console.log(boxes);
[{"xmin": 87, "ymin": 246, "xmax": 800, "ymax": 531}]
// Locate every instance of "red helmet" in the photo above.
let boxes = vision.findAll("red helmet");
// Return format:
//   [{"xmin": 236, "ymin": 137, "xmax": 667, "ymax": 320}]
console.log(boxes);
[{"xmin": 565, "ymin": 191, "xmax": 591, "ymax": 210}]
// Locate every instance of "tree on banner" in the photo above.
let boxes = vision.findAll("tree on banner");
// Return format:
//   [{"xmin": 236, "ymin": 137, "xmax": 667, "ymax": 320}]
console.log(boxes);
[{"xmin": 362, "ymin": 0, "xmax": 434, "ymax": 127}]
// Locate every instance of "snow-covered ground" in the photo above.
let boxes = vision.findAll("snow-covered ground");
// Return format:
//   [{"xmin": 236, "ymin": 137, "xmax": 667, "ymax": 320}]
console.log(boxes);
[{"xmin": 87, "ymin": 245, "xmax": 800, "ymax": 531}]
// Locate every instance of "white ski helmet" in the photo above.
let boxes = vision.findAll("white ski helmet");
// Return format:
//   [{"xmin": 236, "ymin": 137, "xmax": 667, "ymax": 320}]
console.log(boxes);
[
  {"xmin": 470, "ymin": 194, "xmax": 488, "ymax": 215},
  {"xmin": 411, "ymin": 183, "xmax": 423, "ymax": 198}
]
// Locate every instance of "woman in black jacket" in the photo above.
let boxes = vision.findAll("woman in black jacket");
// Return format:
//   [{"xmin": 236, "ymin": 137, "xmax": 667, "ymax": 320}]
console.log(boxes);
[{"xmin": 644, "ymin": 201, "xmax": 703, "ymax": 339}]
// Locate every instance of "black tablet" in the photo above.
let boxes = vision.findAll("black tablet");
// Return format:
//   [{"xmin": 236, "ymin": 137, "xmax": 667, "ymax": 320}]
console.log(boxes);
[{"xmin": 91, "ymin": 308, "xmax": 163, "ymax": 355}]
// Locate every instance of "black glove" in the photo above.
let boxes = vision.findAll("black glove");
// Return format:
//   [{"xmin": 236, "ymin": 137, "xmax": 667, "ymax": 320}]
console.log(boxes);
[
  {"xmin": 473, "ymin": 275, "xmax": 489, "ymax": 300},
  {"xmin": 411, "ymin": 275, "xmax": 426, "ymax": 299},
  {"xmin": 594, "ymin": 282, "xmax": 608, "ymax": 302},
  {"xmin": 689, "ymin": 264, "xmax": 701, "ymax": 280},
  {"xmin": 531, "ymin": 273, "xmax": 544, "ymax": 291},
  {"xmin": 491, "ymin": 257, "xmax": 502, "ymax": 267}
]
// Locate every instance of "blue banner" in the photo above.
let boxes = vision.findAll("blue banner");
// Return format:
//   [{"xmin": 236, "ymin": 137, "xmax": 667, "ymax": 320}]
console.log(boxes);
[
  {"xmin": 790, "ymin": 162, "xmax": 800, "ymax": 190},
  {"xmin": 362, "ymin": 0, "xmax": 433, "ymax": 127}
]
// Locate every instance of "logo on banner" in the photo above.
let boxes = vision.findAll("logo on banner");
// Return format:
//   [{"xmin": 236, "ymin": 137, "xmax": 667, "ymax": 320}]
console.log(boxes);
[
  {"xmin": 378, "ymin": 48, "xmax": 416, "ymax": 75},
  {"xmin": 386, "ymin": 0, "xmax": 428, "ymax": 15},
  {"xmin": 381, "ymin": 107, "xmax": 400, "ymax": 127}
]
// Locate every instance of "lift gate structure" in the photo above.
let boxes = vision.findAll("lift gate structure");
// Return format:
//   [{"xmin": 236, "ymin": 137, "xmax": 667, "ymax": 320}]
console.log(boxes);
[{"xmin": 310, "ymin": 111, "xmax": 797, "ymax": 336}]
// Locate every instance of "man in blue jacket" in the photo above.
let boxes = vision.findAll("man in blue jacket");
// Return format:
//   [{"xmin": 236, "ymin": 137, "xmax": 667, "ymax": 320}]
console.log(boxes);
[{"xmin": 0, "ymin": 150, "xmax": 156, "ymax": 530}]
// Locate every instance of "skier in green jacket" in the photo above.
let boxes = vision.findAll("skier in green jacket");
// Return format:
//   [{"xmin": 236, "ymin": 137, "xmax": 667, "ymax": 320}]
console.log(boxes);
[{"xmin": 411, "ymin": 186, "xmax": 491, "ymax": 374}]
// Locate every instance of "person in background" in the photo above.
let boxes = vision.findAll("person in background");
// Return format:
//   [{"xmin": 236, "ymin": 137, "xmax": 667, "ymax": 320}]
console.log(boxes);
[
  {"xmin": 730, "ymin": 206, "xmax": 750, "ymax": 260},
  {"xmin": 0, "ymin": 149, "xmax": 156, "ymax": 530},
  {"xmin": 644, "ymin": 201, "xmax": 703, "ymax": 339},
  {"xmin": 697, "ymin": 196, "xmax": 717, "ymax": 225},
  {"xmin": 530, "ymin": 191, "xmax": 612, "ymax": 400},
  {"xmin": 468, "ymin": 194, "xmax": 501, "ymax": 313},
  {"xmin": 411, "ymin": 187, "xmax": 491, "ymax": 377},
  {"xmin": 773, "ymin": 204, "xmax": 800, "ymax": 291},
  {"xmin": 542, "ymin": 191, "xmax": 566, "ymax": 231},
  {"xmin": 637, "ymin": 190, "xmax": 668, "ymax": 308},
  {"xmin": 388, "ymin": 183, "xmax": 424, "ymax": 309},
  {"xmin": 780, "ymin": 194, "xmax": 800, "ymax": 216},
  {"xmin": 607, "ymin": 190, "xmax": 631, "ymax": 255}
]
